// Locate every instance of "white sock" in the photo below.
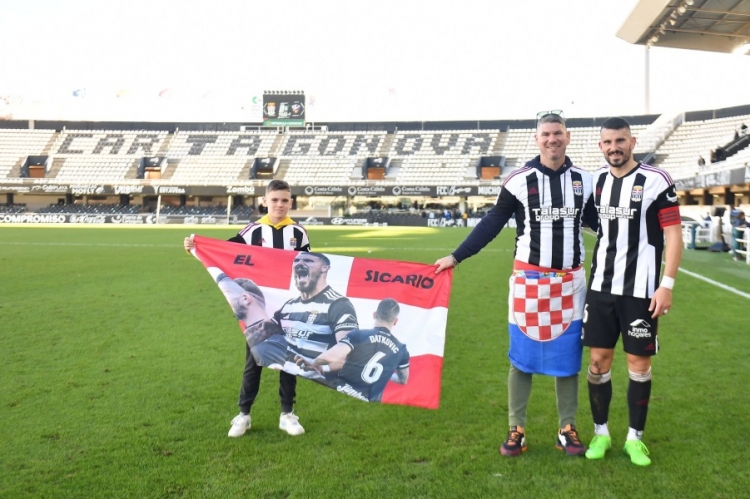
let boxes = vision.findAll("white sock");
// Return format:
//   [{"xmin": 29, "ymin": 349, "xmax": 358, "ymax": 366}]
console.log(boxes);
[
  {"xmin": 626, "ymin": 427, "xmax": 643, "ymax": 441},
  {"xmin": 594, "ymin": 423, "xmax": 610, "ymax": 437}
]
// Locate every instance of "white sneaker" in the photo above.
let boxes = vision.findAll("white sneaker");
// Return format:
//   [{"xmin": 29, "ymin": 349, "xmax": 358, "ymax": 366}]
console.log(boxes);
[
  {"xmin": 228, "ymin": 413, "xmax": 251, "ymax": 437},
  {"xmin": 279, "ymin": 412, "xmax": 305, "ymax": 436}
]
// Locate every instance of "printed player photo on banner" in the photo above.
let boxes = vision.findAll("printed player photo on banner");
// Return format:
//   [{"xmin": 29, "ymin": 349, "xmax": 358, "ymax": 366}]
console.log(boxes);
[{"xmin": 190, "ymin": 235, "xmax": 452, "ymax": 409}]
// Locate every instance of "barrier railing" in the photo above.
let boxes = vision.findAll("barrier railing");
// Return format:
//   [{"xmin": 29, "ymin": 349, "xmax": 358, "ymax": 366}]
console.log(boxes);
[
  {"xmin": 733, "ymin": 227, "xmax": 750, "ymax": 264},
  {"xmin": 682, "ymin": 222, "xmax": 712, "ymax": 250}
]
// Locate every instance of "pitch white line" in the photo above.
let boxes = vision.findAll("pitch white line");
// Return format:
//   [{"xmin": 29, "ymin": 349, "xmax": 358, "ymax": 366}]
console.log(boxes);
[
  {"xmin": 675, "ymin": 266, "xmax": 750, "ymax": 300},
  {"xmin": 582, "ymin": 230, "xmax": 750, "ymax": 300}
]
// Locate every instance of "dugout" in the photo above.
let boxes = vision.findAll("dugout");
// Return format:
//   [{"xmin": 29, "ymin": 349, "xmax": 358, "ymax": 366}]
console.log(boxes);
[
  {"xmin": 477, "ymin": 156, "xmax": 505, "ymax": 180},
  {"xmin": 21, "ymin": 156, "xmax": 49, "ymax": 178},
  {"xmin": 138, "ymin": 156, "xmax": 166, "ymax": 179},
  {"xmin": 363, "ymin": 157, "xmax": 390, "ymax": 180},
  {"xmin": 250, "ymin": 157, "xmax": 276, "ymax": 179}
]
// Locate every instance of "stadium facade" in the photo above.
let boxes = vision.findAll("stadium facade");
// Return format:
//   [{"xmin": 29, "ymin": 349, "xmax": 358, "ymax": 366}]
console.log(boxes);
[{"xmin": 1, "ymin": 103, "xmax": 749, "ymax": 227}]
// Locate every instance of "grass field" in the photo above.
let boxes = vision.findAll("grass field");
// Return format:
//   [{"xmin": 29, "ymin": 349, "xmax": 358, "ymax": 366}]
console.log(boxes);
[{"xmin": 1, "ymin": 225, "xmax": 749, "ymax": 499}]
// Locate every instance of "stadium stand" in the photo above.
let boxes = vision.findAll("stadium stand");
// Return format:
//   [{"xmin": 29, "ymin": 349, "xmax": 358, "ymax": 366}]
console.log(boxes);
[
  {"xmin": 0, "ymin": 129, "xmax": 56, "ymax": 179},
  {"xmin": 1, "ymin": 110, "xmax": 747, "ymax": 268},
  {"xmin": 159, "ymin": 204, "xmax": 254, "ymax": 217},
  {"xmin": 49, "ymin": 130, "xmax": 169, "ymax": 182},
  {"xmin": 653, "ymin": 114, "xmax": 750, "ymax": 179},
  {"xmin": 36, "ymin": 203, "xmax": 141, "ymax": 214},
  {"xmin": 0, "ymin": 203, "xmax": 26, "ymax": 213},
  {"xmin": 6, "ymin": 119, "xmax": 742, "ymax": 185},
  {"xmin": 279, "ymin": 131, "xmax": 385, "ymax": 156},
  {"xmin": 53, "ymin": 156, "xmax": 135, "ymax": 182},
  {"xmin": 397, "ymin": 157, "xmax": 475, "ymax": 183},
  {"xmin": 386, "ymin": 130, "xmax": 500, "ymax": 183},
  {"xmin": 167, "ymin": 131, "xmax": 277, "ymax": 183},
  {"xmin": 284, "ymin": 158, "xmax": 362, "ymax": 184},
  {"xmin": 1, "ymin": 117, "xmax": 746, "ymax": 185},
  {"xmin": 278, "ymin": 131, "xmax": 387, "ymax": 184},
  {"xmin": 387, "ymin": 131, "xmax": 498, "ymax": 157},
  {"xmin": 502, "ymin": 125, "xmax": 649, "ymax": 171}
]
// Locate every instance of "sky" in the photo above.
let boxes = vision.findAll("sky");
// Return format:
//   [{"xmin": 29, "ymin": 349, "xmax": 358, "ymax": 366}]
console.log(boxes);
[{"xmin": 1, "ymin": 0, "xmax": 749, "ymax": 122}]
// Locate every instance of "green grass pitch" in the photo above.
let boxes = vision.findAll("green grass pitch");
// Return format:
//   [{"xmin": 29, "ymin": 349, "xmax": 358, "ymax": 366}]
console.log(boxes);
[{"xmin": 1, "ymin": 225, "xmax": 749, "ymax": 498}]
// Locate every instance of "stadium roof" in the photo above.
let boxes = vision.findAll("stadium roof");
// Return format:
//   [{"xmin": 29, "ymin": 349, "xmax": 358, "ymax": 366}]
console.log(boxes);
[{"xmin": 618, "ymin": 0, "xmax": 750, "ymax": 54}]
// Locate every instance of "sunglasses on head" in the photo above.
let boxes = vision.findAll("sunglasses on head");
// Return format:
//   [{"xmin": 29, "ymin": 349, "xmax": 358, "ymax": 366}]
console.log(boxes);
[{"xmin": 536, "ymin": 109, "xmax": 565, "ymax": 122}]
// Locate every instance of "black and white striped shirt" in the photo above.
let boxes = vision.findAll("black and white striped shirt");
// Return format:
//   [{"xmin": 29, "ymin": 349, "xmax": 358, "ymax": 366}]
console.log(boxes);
[
  {"xmin": 228, "ymin": 215, "xmax": 311, "ymax": 251},
  {"xmin": 453, "ymin": 156, "xmax": 597, "ymax": 270},
  {"xmin": 274, "ymin": 286, "xmax": 359, "ymax": 360},
  {"xmin": 588, "ymin": 163, "xmax": 681, "ymax": 298}
]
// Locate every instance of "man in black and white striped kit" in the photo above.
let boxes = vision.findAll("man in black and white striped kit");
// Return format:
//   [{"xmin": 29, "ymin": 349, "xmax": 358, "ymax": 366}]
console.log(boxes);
[
  {"xmin": 435, "ymin": 111, "xmax": 599, "ymax": 457},
  {"xmin": 185, "ymin": 180, "xmax": 311, "ymax": 437},
  {"xmin": 583, "ymin": 117, "xmax": 682, "ymax": 466}
]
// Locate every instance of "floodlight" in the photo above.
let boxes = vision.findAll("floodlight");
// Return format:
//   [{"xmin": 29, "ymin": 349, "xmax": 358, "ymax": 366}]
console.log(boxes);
[
  {"xmin": 686, "ymin": 0, "xmax": 694, "ymax": 5},
  {"xmin": 678, "ymin": 5, "xmax": 686, "ymax": 14},
  {"xmin": 733, "ymin": 43, "xmax": 750, "ymax": 55}
]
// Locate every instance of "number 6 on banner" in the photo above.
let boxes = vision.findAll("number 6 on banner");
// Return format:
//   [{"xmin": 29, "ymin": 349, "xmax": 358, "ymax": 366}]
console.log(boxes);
[{"xmin": 361, "ymin": 352, "xmax": 387, "ymax": 383}]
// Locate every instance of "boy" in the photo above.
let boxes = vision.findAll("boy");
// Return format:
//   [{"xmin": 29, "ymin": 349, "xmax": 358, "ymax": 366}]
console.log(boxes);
[{"xmin": 184, "ymin": 180, "xmax": 311, "ymax": 437}]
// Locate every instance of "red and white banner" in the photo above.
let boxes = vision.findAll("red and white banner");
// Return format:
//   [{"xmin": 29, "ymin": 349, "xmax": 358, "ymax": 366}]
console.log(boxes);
[{"xmin": 192, "ymin": 236, "xmax": 452, "ymax": 409}]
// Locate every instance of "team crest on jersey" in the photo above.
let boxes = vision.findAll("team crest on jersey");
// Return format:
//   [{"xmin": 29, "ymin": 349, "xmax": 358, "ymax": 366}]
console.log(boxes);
[
  {"xmin": 631, "ymin": 185, "xmax": 643, "ymax": 202},
  {"xmin": 289, "ymin": 237, "xmax": 297, "ymax": 247},
  {"xmin": 572, "ymin": 180, "xmax": 583, "ymax": 196},
  {"xmin": 306, "ymin": 311, "xmax": 318, "ymax": 324}
]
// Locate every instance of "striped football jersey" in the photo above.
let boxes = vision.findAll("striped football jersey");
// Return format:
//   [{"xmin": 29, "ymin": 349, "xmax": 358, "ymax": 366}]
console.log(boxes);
[{"xmin": 589, "ymin": 163, "xmax": 681, "ymax": 298}]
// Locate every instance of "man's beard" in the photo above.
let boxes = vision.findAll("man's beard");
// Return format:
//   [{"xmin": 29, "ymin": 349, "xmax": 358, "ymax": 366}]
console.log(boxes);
[
  {"xmin": 294, "ymin": 268, "xmax": 319, "ymax": 294},
  {"xmin": 606, "ymin": 151, "xmax": 630, "ymax": 168}
]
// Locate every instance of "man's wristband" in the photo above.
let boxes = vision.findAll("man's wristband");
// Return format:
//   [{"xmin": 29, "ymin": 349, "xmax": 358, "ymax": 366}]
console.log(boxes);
[
  {"xmin": 660, "ymin": 276, "xmax": 675, "ymax": 290},
  {"xmin": 321, "ymin": 365, "xmax": 331, "ymax": 373},
  {"xmin": 449, "ymin": 254, "xmax": 459, "ymax": 267}
]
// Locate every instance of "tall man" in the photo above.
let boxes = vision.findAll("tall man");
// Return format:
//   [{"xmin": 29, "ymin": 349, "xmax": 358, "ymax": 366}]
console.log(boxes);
[
  {"xmin": 184, "ymin": 179, "xmax": 312, "ymax": 437},
  {"xmin": 583, "ymin": 117, "xmax": 682, "ymax": 466},
  {"xmin": 436, "ymin": 111, "xmax": 598, "ymax": 457}
]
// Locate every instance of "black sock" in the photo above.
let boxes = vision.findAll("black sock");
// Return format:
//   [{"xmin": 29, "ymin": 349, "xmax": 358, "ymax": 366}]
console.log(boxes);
[
  {"xmin": 587, "ymin": 369, "xmax": 612, "ymax": 425},
  {"xmin": 627, "ymin": 377, "xmax": 652, "ymax": 431},
  {"xmin": 588, "ymin": 380, "xmax": 612, "ymax": 425}
]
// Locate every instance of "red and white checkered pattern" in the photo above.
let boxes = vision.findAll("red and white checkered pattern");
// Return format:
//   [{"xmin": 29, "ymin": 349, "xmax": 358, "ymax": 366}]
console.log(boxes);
[{"xmin": 512, "ymin": 274, "xmax": 574, "ymax": 341}]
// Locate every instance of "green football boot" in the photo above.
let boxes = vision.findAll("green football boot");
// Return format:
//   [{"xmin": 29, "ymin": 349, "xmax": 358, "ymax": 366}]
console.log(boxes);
[
  {"xmin": 585, "ymin": 435, "xmax": 612, "ymax": 460},
  {"xmin": 623, "ymin": 439, "xmax": 651, "ymax": 466}
]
